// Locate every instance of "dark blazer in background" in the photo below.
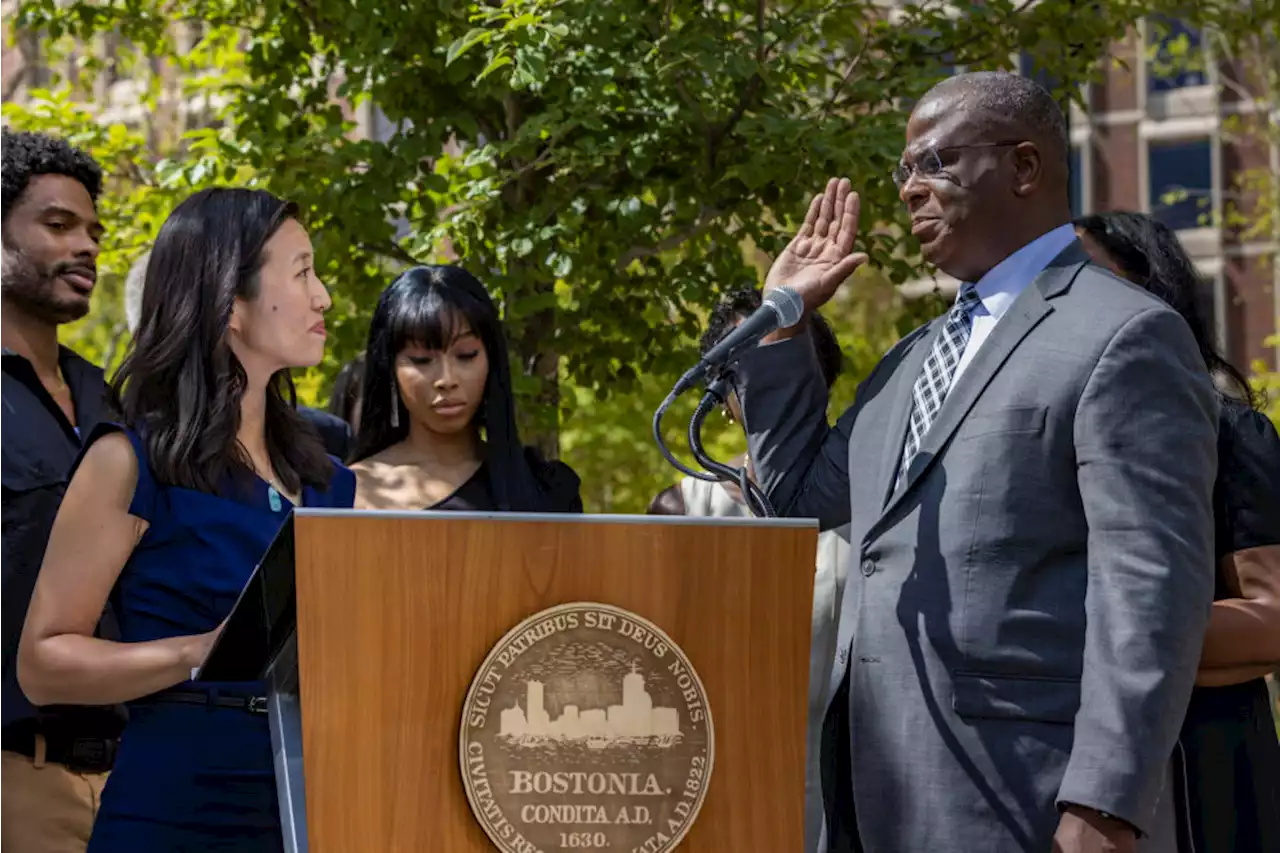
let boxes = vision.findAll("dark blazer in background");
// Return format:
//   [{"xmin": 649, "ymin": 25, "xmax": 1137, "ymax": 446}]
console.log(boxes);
[{"xmin": 299, "ymin": 406, "xmax": 353, "ymax": 462}]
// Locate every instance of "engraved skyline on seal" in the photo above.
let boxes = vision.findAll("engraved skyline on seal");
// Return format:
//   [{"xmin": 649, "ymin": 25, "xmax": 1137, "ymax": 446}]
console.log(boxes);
[
  {"xmin": 499, "ymin": 662, "xmax": 682, "ymax": 748},
  {"xmin": 460, "ymin": 603, "xmax": 714, "ymax": 853}
]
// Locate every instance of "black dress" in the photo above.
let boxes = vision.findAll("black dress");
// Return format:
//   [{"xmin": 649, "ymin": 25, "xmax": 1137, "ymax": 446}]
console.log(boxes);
[
  {"xmin": 430, "ymin": 449, "xmax": 583, "ymax": 513},
  {"xmin": 1175, "ymin": 399, "xmax": 1280, "ymax": 853}
]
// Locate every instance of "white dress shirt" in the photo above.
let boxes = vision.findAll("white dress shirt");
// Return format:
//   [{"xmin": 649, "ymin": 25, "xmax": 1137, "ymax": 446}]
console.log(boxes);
[{"xmin": 951, "ymin": 223, "xmax": 1078, "ymax": 385}]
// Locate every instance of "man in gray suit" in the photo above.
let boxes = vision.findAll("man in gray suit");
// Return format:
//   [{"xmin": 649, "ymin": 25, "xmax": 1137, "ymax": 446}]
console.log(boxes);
[{"xmin": 734, "ymin": 72, "xmax": 1218, "ymax": 853}]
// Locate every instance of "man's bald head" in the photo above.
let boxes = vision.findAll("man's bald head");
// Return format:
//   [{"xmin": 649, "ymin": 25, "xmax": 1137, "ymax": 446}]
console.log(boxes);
[
  {"xmin": 898, "ymin": 71, "xmax": 1074, "ymax": 282},
  {"xmin": 920, "ymin": 71, "xmax": 1069, "ymax": 174}
]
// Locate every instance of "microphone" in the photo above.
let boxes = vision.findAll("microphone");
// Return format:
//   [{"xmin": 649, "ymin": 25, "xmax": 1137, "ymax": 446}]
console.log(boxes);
[{"xmin": 672, "ymin": 287, "xmax": 804, "ymax": 394}]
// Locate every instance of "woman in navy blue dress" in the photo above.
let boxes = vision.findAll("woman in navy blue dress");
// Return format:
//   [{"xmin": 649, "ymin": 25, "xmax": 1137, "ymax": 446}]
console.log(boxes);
[
  {"xmin": 18, "ymin": 188, "xmax": 353, "ymax": 851},
  {"xmin": 349, "ymin": 265, "xmax": 580, "ymax": 512}
]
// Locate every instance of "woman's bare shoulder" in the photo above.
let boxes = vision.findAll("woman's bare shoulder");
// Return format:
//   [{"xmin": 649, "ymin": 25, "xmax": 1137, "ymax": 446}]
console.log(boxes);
[{"xmin": 351, "ymin": 452, "xmax": 420, "ymax": 510}]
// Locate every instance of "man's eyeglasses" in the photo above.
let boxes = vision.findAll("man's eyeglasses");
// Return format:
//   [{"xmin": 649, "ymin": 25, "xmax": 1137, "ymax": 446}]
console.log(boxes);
[{"xmin": 892, "ymin": 141, "xmax": 1024, "ymax": 189}]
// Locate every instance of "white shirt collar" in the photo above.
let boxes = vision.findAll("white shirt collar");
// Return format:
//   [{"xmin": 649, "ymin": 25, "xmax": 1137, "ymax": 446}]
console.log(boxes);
[{"xmin": 967, "ymin": 224, "xmax": 1078, "ymax": 320}]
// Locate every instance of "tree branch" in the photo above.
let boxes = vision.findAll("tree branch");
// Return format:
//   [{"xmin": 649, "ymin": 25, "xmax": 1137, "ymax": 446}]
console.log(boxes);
[
  {"xmin": 821, "ymin": 36, "xmax": 870, "ymax": 118},
  {"xmin": 764, "ymin": 0, "xmax": 870, "ymax": 63},
  {"xmin": 756, "ymin": 0, "xmax": 767, "ymax": 64},
  {"xmin": 674, "ymin": 78, "xmax": 709, "ymax": 131},
  {"xmin": 116, "ymin": 158, "xmax": 154, "ymax": 187},
  {"xmin": 614, "ymin": 206, "xmax": 724, "ymax": 272},
  {"xmin": 869, "ymin": 0, "xmax": 1039, "ymax": 92},
  {"xmin": 707, "ymin": 73, "xmax": 763, "ymax": 172},
  {"xmin": 1, "ymin": 65, "xmax": 29, "ymax": 102},
  {"xmin": 292, "ymin": 0, "xmax": 336, "ymax": 40},
  {"xmin": 359, "ymin": 240, "xmax": 426, "ymax": 267},
  {"xmin": 0, "ymin": 35, "xmax": 30, "ymax": 103}
]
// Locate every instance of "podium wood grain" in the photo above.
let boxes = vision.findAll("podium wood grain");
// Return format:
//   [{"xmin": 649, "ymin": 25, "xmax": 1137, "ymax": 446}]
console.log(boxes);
[{"xmin": 293, "ymin": 514, "xmax": 817, "ymax": 852}]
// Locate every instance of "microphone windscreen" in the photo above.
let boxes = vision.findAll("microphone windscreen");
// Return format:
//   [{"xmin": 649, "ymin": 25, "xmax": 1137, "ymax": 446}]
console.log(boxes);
[{"xmin": 765, "ymin": 286, "xmax": 804, "ymax": 329}]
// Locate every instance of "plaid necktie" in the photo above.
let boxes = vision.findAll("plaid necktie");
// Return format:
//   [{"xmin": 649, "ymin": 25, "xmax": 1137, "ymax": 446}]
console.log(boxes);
[{"xmin": 896, "ymin": 282, "xmax": 982, "ymax": 488}]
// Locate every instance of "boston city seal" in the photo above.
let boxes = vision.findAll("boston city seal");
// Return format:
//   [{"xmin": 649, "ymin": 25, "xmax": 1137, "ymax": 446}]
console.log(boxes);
[{"xmin": 459, "ymin": 602, "xmax": 714, "ymax": 853}]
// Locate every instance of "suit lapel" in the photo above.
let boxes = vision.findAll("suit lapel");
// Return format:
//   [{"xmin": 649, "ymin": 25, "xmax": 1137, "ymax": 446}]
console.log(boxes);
[{"xmin": 874, "ymin": 244, "xmax": 1091, "ymax": 526}]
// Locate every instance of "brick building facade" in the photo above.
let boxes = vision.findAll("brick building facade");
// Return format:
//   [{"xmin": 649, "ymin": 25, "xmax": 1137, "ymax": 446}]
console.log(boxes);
[{"xmin": 1072, "ymin": 19, "xmax": 1278, "ymax": 371}]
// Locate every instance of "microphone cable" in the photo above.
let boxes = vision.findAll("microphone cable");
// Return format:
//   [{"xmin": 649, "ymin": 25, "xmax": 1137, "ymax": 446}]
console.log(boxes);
[
  {"xmin": 688, "ymin": 375, "xmax": 774, "ymax": 517},
  {"xmin": 651, "ymin": 371, "xmax": 775, "ymax": 518}
]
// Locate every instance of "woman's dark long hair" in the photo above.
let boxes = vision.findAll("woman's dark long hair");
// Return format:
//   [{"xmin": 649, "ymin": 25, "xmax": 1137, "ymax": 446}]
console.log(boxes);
[
  {"xmin": 112, "ymin": 188, "xmax": 332, "ymax": 494},
  {"xmin": 1075, "ymin": 211, "xmax": 1256, "ymax": 406},
  {"xmin": 351, "ymin": 265, "xmax": 545, "ymax": 511},
  {"xmin": 327, "ymin": 354, "xmax": 365, "ymax": 428}
]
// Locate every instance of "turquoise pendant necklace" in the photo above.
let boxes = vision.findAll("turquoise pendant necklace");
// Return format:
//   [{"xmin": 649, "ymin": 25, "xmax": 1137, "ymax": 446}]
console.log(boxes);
[{"xmin": 255, "ymin": 459, "xmax": 289, "ymax": 513}]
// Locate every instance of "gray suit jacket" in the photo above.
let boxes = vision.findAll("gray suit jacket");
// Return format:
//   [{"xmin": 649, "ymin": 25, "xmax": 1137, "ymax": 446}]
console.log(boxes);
[{"xmin": 736, "ymin": 243, "xmax": 1218, "ymax": 853}]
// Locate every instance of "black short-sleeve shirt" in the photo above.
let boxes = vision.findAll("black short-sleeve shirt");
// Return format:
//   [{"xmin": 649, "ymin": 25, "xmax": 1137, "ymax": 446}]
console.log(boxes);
[{"xmin": 1, "ymin": 346, "xmax": 125, "ymax": 734}]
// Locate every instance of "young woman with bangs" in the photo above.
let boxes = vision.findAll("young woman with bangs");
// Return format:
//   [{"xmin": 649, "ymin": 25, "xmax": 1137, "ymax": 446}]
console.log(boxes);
[{"xmin": 350, "ymin": 265, "xmax": 582, "ymax": 513}]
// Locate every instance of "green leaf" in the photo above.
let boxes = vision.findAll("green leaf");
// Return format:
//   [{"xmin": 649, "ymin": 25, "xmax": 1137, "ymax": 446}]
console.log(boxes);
[
  {"xmin": 446, "ymin": 28, "xmax": 490, "ymax": 66},
  {"xmin": 477, "ymin": 53, "xmax": 512, "ymax": 82}
]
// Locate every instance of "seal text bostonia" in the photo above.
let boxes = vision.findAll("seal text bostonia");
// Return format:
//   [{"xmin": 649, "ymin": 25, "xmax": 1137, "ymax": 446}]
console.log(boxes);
[{"xmin": 459, "ymin": 602, "xmax": 714, "ymax": 853}]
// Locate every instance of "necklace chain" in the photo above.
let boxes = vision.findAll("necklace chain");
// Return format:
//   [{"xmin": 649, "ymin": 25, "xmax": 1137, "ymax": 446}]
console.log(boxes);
[{"xmin": 47, "ymin": 363, "xmax": 67, "ymax": 391}]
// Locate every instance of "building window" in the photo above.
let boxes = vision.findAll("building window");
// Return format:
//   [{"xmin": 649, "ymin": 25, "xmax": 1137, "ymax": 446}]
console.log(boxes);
[
  {"xmin": 1069, "ymin": 145, "xmax": 1083, "ymax": 218},
  {"xmin": 1147, "ymin": 17, "xmax": 1206, "ymax": 92},
  {"xmin": 1148, "ymin": 138, "xmax": 1212, "ymax": 230}
]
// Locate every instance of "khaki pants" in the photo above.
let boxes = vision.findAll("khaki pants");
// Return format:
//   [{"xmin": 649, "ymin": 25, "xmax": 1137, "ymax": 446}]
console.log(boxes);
[{"xmin": 1, "ymin": 745, "xmax": 108, "ymax": 853}]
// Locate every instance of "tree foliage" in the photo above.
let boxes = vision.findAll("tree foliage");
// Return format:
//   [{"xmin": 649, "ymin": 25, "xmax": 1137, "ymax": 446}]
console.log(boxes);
[
  {"xmin": 1156, "ymin": 2, "xmax": 1280, "ymax": 421},
  {"xmin": 2, "ymin": 24, "xmax": 258, "ymax": 374},
  {"xmin": 4, "ymin": 0, "xmax": 1205, "ymax": 509}
]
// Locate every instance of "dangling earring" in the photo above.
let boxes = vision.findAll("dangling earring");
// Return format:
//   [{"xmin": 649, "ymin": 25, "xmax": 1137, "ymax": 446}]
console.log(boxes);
[{"xmin": 390, "ymin": 378, "xmax": 400, "ymax": 429}]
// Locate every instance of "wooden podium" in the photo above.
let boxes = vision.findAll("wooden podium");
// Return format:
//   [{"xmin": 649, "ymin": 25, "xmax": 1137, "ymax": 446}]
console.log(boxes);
[{"xmin": 203, "ymin": 509, "xmax": 818, "ymax": 852}]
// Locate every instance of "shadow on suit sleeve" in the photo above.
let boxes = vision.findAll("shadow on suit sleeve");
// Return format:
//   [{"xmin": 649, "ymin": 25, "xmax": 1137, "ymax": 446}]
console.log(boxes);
[{"xmin": 1058, "ymin": 306, "xmax": 1219, "ymax": 835}]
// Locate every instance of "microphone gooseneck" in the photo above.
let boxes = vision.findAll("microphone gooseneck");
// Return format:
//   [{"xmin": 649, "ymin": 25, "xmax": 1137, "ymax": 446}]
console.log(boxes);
[
  {"xmin": 687, "ymin": 375, "xmax": 774, "ymax": 517},
  {"xmin": 653, "ymin": 287, "xmax": 798, "ymax": 518}
]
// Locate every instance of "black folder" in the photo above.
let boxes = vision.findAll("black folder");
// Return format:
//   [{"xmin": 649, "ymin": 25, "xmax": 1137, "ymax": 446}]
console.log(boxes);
[{"xmin": 196, "ymin": 514, "xmax": 298, "ymax": 681}]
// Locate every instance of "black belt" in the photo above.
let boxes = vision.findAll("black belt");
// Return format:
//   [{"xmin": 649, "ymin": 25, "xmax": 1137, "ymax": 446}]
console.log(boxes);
[
  {"xmin": 1, "ymin": 728, "xmax": 117, "ymax": 773},
  {"xmin": 148, "ymin": 690, "xmax": 269, "ymax": 715}
]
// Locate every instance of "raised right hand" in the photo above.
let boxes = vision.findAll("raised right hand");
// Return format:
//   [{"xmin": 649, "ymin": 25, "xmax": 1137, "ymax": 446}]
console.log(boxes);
[{"xmin": 764, "ymin": 177, "xmax": 868, "ymax": 312}]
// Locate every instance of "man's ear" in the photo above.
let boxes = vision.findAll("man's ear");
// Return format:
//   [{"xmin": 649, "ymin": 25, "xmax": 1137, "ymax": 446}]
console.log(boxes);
[{"xmin": 1011, "ymin": 142, "xmax": 1043, "ymax": 198}]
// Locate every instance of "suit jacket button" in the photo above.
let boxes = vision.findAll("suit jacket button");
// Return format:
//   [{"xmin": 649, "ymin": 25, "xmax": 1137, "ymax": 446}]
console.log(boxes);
[{"xmin": 860, "ymin": 558, "xmax": 876, "ymax": 577}]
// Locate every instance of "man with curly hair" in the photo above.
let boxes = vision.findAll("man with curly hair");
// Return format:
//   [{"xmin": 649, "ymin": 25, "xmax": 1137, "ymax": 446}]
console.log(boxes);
[{"xmin": 2, "ymin": 128, "xmax": 123, "ymax": 853}]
